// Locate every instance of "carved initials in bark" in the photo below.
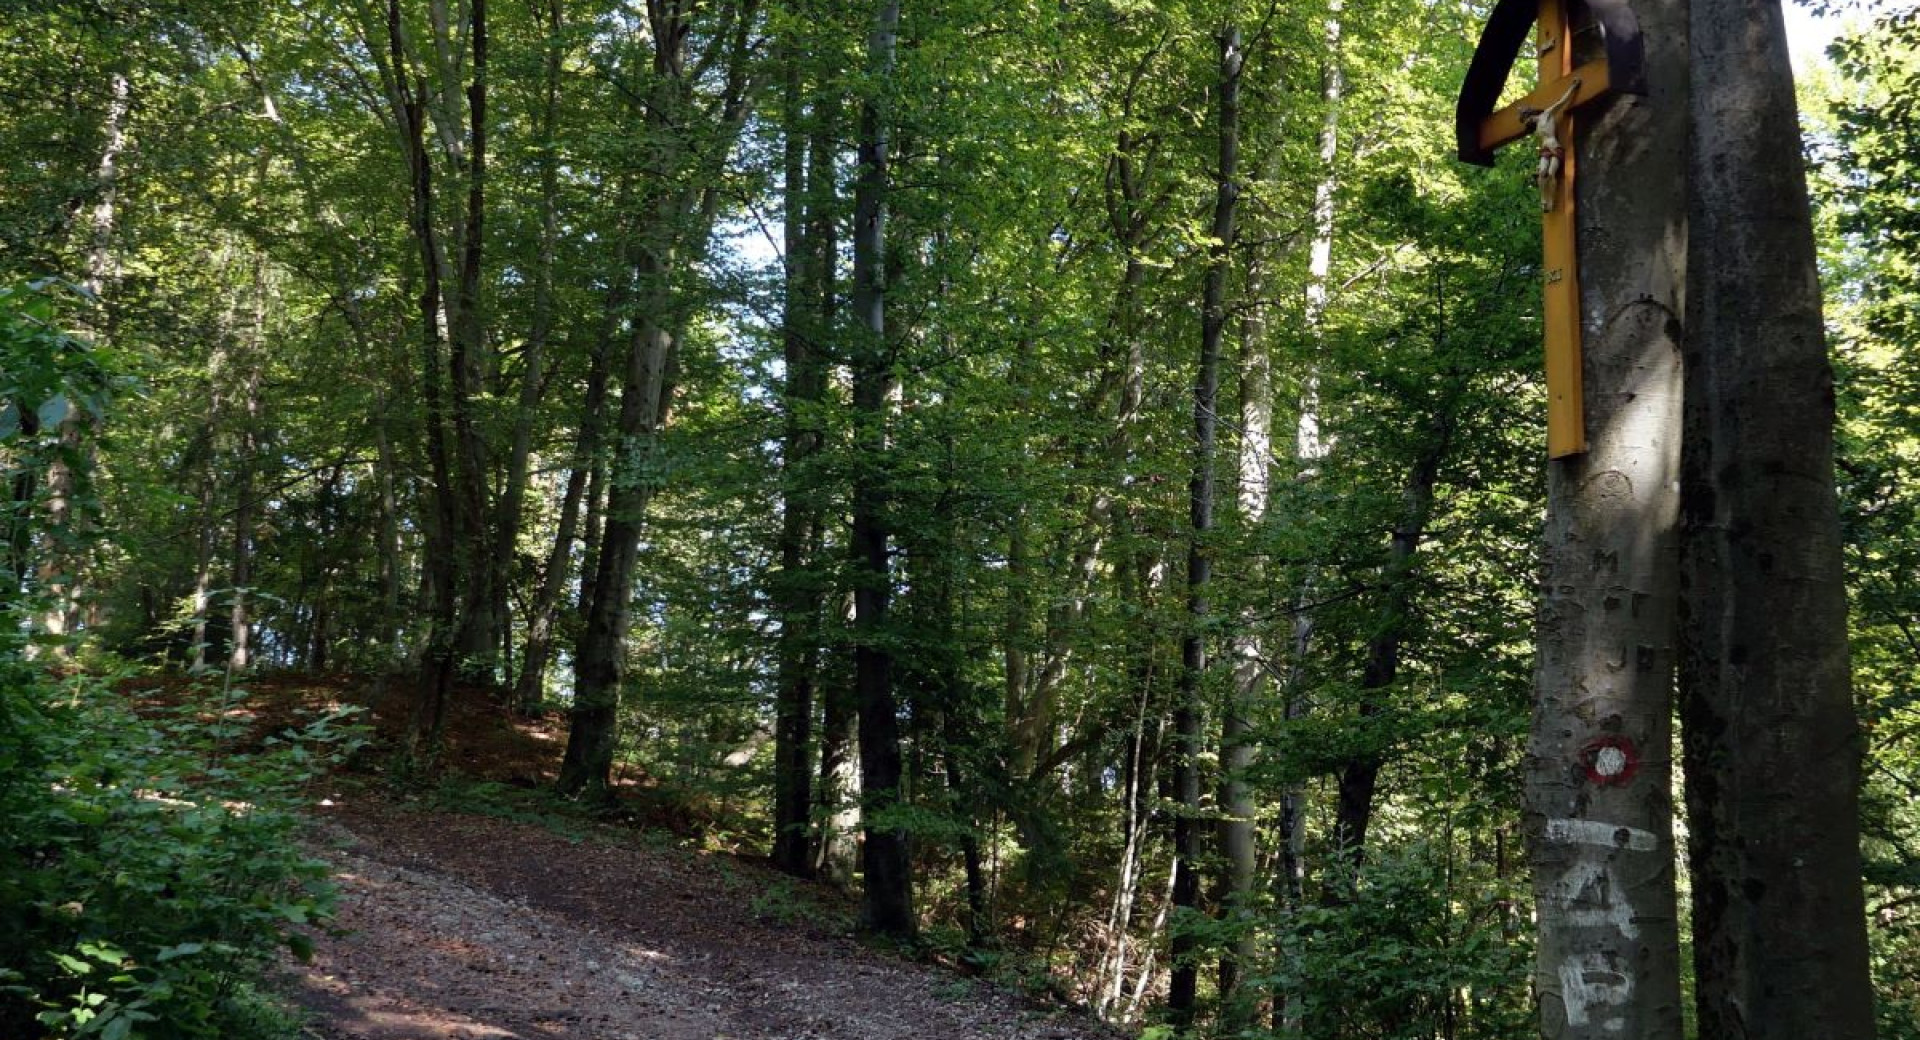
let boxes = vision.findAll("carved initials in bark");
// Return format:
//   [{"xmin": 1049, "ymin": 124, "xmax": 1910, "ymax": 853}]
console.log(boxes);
[{"xmin": 1464, "ymin": 1, "xmax": 1689, "ymax": 1036}]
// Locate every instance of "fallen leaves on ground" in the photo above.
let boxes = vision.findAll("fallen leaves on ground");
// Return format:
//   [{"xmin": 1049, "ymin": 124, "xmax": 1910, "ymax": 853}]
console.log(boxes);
[{"xmin": 287, "ymin": 801, "xmax": 1123, "ymax": 1040}]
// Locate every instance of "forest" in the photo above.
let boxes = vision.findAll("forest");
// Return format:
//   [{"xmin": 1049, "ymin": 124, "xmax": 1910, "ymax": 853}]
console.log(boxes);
[{"xmin": 2, "ymin": 0, "xmax": 1918, "ymax": 1037}]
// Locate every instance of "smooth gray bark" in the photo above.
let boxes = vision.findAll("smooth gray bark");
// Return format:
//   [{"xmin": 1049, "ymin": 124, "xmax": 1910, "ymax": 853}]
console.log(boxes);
[
  {"xmin": 1524, "ymin": 3, "xmax": 1687, "ymax": 1036},
  {"xmin": 1273, "ymin": 20, "xmax": 1341, "ymax": 1029},
  {"xmin": 559, "ymin": 0, "xmax": 758, "ymax": 795},
  {"xmin": 39, "ymin": 69, "xmax": 129, "ymax": 648},
  {"xmin": 1680, "ymin": 2, "xmax": 1876, "ymax": 1035},
  {"xmin": 1011, "ymin": 50, "xmax": 1165, "ymax": 783},
  {"xmin": 1330, "ymin": 415, "xmax": 1446, "ymax": 875},
  {"xmin": 491, "ymin": 0, "xmax": 563, "ymax": 688},
  {"xmin": 378, "ymin": 0, "xmax": 487, "ymax": 745},
  {"xmin": 228, "ymin": 261, "xmax": 266, "ymax": 671},
  {"xmin": 814, "ymin": 623, "xmax": 862, "ymax": 886},
  {"xmin": 189, "ymin": 459, "xmax": 215, "ymax": 671},
  {"xmin": 1169, "ymin": 23, "xmax": 1241, "ymax": 1022},
  {"xmin": 773, "ymin": 14, "xmax": 834, "ymax": 876},
  {"xmin": 849, "ymin": 0, "xmax": 913, "ymax": 940},
  {"xmin": 513, "ymin": 329, "xmax": 606, "ymax": 713},
  {"xmin": 446, "ymin": 0, "xmax": 496, "ymax": 680},
  {"xmin": 1215, "ymin": 262, "xmax": 1267, "ymax": 1022}
]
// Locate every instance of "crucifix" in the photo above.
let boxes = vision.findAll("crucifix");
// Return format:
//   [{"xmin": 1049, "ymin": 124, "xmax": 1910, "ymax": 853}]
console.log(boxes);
[{"xmin": 1456, "ymin": 0, "xmax": 1646, "ymax": 459}]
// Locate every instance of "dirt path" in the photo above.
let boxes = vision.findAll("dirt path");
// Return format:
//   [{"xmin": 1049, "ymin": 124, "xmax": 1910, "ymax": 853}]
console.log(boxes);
[{"xmin": 288, "ymin": 803, "xmax": 1120, "ymax": 1040}]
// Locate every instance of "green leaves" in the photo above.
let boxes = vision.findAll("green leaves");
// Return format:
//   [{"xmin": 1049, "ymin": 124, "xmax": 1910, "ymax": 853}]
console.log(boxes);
[
  {"xmin": 152, "ymin": 943, "xmax": 204, "ymax": 964},
  {"xmin": 1, "ymin": 664, "xmax": 360, "ymax": 1037},
  {"xmin": 0, "ymin": 282, "xmax": 104, "ymax": 439}
]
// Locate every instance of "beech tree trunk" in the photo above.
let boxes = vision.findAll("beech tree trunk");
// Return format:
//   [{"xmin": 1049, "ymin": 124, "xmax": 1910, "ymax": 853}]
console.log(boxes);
[
  {"xmin": 1524, "ymin": 2, "xmax": 1687, "ymax": 1036},
  {"xmin": 189, "ymin": 453, "xmax": 215, "ymax": 671},
  {"xmin": 1330, "ymin": 409, "xmax": 1446, "ymax": 873},
  {"xmin": 815, "ymin": 626, "xmax": 862, "ymax": 886},
  {"xmin": 490, "ymin": 0, "xmax": 563, "ymax": 688},
  {"xmin": 39, "ymin": 69, "xmax": 130, "ymax": 648},
  {"xmin": 1680, "ymin": 1, "xmax": 1876, "ymax": 1035},
  {"xmin": 228, "ymin": 265, "xmax": 265, "ymax": 671},
  {"xmin": 561, "ymin": 302, "xmax": 673, "ymax": 794},
  {"xmin": 446, "ymin": 0, "xmax": 496, "ymax": 681},
  {"xmin": 513, "ymin": 328, "xmax": 607, "ymax": 713},
  {"xmin": 381, "ymin": 0, "xmax": 489, "ymax": 747},
  {"xmin": 1011, "ymin": 84, "xmax": 1160, "ymax": 785},
  {"xmin": 849, "ymin": 0, "xmax": 912, "ymax": 940},
  {"xmin": 773, "ymin": 15, "xmax": 833, "ymax": 876},
  {"xmin": 516, "ymin": 184, "xmax": 632, "ymax": 714},
  {"xmin": 1169, "ymin": 24, "xmax": 1240, "ymax": 1022},
  {"xmin": 577, "ymin": 453, "xmax": 607, "ymax": 614},
  {"xmin": 1274, "ymin": 21, "xmax": 1341, "ymax": 1028},
  {"xmin": 5, "ymin": 406, "xmax": 40, "ymax": 613},
  {"xmin": 1216, "ymin": 118, "xmax": 1276, "ymax": 1023},
  {"xmin": 805, "ymin": 103, "xmax": 850, "ymax": 882},
  {"xmin": 1095, "ymin": 648, "xmax": 1165, "ymax": 1021},
  {"xmin": 559, "ymin": 0, "xmax": 757, "ymax": 795}
]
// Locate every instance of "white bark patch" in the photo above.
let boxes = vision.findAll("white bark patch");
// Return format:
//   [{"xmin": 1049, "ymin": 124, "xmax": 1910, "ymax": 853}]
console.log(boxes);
[
  {"xmin": 1560, "ymin": 952, "xmax": 1633, "ymax": 1031},
  {"xmin": 1546, "ymin": 817, "xmax": 1660, "ymax": 852}
]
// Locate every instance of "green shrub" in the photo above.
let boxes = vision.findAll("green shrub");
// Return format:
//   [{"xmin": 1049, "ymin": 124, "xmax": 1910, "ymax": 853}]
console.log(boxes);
[
  {"xmin": 0, "ymin": 655, "xmax": 360, "ymax": 1038},
  {"xmin": 1260, "ymin": 843, "xmax": 1533, "ymax": 1040},
  {"xmin": 4, "ymin": 278, "xmax": 360, "ymax": 1037}
]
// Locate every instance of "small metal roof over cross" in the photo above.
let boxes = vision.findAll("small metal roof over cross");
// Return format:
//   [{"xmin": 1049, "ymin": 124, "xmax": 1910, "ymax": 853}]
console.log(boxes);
[{"xmin": 1455, "ymin": 0, "xmax": 1646, "ymax": 459}]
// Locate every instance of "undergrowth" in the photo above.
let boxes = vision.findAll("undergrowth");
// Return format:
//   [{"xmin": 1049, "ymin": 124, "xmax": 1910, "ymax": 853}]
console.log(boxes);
[{"xmin": 0, "ymin": 653, "xmax": 364, "ymax": 1039}]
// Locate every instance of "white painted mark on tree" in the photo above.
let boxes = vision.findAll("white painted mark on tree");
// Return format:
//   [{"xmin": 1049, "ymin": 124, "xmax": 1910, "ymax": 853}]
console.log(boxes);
[
  {"xmin": 1579, "ymin": 735, "xmax": 1641, "ymax": 787},
  {"xmin": 1593, "ymin": 745, "xmax": 1627, "ymax": 777},
  {"xmin": 1559, "ymin": 951, "xmax": 1632, "ymax": 1031},
  {"xmin": 1552, "ymin": 859, "xmax": 1638, "ymax": 938},
  {"xmin": 1545, "ymin": 817, "xmax": 1659, "ymax": 851}
]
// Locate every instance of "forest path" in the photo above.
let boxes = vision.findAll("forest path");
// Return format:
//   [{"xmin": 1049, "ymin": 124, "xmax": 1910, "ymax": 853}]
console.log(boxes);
[{"xmin": 287, "ymin": 802, "xmax": 1116, "ymax": 1040}]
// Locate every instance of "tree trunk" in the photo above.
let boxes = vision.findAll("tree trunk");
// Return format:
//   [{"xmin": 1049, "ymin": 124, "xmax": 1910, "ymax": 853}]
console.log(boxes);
[
  {"xmin": 1012, "ymin": 95, "xmax": 1159, "ymax": 784},
  {"xmin": 815, "ymin": 617, "xmax": 862, "ymax": 885},
  {"xmin": 379, "ymin": 0, "xmax": 497, "ymax": 696},
  {"xmin": 189, "ymin": 432, "xmax": 216, "ymax": 671},
  {"xmin": 516, "ymin": 187, "xmax": 631, "ymax": 715},
  {"xmin": 384, "ymin": 0, "xmax": 462, "ymax": 749},
  {"xmin": 1169, "ymin": 24, "xmax": 1241, "ymax": 1022},
  {"xmin": 490, "ymin": 0, "xmax": 562, "ymax": 689},
  {"xmin": 559, "ymin": 0, "xmax": 758, "ymax": 795},
  {"xmin": 773, "ymin": 15, "xmax": 833, "ymax": 876},
  {"xmin": 577, "ymin": 453, "xmax": 607, "ymax": 613},
  {"xmin": 1680, "ymin": 1, "xmax": 1876, "ymax": 1035},
  {"xmin": 374, "ymin": 390, "xmax": 406, "ymax": 671},
  {"xmin": 447, "ymin": 0, "xmax": 496, "ymax": 681},
  {"xmin": 559, "ymin": 279, "xmax": 676, "ymax": 795},
  {"xmin": 558, "ymin": 14, "xmax": 697, "ymax": 796},
  {"xmin": 512, "ymin": 333, "xmax": 604, "ymax": 713},
  {"xmin": 1273, "ymin": 20, "xmax": 1341, "ymax": 1028},
  {"xmin": 4, "ymin": 404, "xmax": 40, "ymax": 611},
  {"xmin": 1330, "ymin": 411, "xmax": 1446, "ymax": 872},
  {"xmin": 1095, "ymin": 621, "xmax": 1166, "ymax": 1020},
  {"xmin": 39, "ymin": 69, "xmax": 129, "ymax": 648},
  {"xmin": 1216, "ymin": 163, "xmax": 1271, "ymax": 1026},
  {"xmin": 848, "ymin": 0, "xmax": 912, "ymax": 940},
  {"xmin": 227, "ymin": 267, "xmax": 265, "ymax": 672},
  {"xmin": 909, "ymin": 431, "xmax": 983, "ymax": 943},
  {"xmin": 1524, "ymin": 2, "xmax": 1687, "ymax": 1036}
]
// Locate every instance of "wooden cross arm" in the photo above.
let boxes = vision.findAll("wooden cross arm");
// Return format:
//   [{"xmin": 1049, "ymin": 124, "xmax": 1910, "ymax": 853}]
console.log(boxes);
[
  {"xmin": 1455, "ymin": 0, "xmax": 1649, "ymax": 166},
  {"xmin": 1476, "ymin": 60, "xmax": 1612, "ymax": 156}
]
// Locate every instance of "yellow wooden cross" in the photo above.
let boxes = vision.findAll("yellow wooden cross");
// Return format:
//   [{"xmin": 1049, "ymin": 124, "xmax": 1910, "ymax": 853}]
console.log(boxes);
[{"xmin": 1456, "ymin": 0, "xmax": 1645, "ymax": 459}]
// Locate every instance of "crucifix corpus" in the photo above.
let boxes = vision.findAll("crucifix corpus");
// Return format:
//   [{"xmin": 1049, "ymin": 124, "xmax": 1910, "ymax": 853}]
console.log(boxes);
[{"xmin": 1456, "ymin": 0, "xmax": 1646, "ymax": 459}]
